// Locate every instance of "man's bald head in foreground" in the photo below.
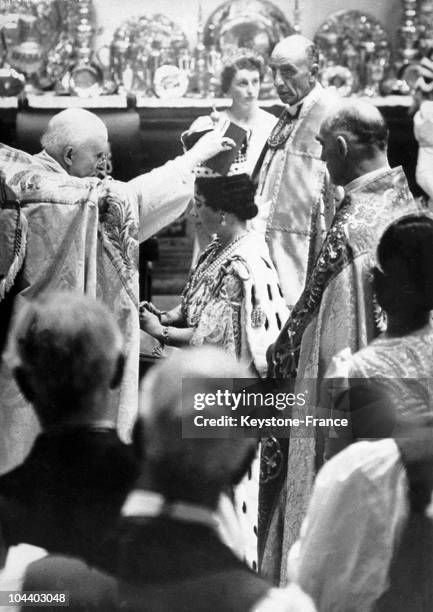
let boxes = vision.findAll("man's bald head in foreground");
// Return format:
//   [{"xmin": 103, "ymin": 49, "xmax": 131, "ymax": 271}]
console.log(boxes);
[
  {"xmin": 135, "ymin": 347, "xmax": 257, "ymax": 508},
  {"xmin": 317, "ymin": 99, "xmax": 389, "ymax": 186},
  {"xmin": 41, "ymin": 108, "xmax": 109, "ymax": 178}
]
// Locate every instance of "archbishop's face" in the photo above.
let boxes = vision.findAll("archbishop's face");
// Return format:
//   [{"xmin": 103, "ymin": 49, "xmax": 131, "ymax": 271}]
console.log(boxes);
[{"xmin": 69, "ymin": 131, "xmax": 109, "ymax": 178}]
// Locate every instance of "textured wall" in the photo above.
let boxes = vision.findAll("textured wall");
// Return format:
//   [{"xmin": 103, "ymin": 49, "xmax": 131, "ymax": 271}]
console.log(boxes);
[{"xmin": 93, "ymin": 0, "xmax": 403, "ymax": 54}]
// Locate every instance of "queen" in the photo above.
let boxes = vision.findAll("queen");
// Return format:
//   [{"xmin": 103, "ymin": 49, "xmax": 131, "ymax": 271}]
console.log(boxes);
[
  {"xmin": 139, "ymin": 171, "xmax": 288, "ymax": 569},
  {"xmin": 139, "ymin": 172, "xmax": 287, "ymax": 376}
]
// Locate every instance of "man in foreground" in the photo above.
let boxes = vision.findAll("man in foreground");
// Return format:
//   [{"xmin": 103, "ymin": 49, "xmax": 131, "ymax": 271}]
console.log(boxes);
[
  {"xmin": 22, "ymin": 346, "xmax": 316, "ymax": 612},
  {"xmin": 0, "ymin": 291, "xmax": 137, "ymax": 562}
]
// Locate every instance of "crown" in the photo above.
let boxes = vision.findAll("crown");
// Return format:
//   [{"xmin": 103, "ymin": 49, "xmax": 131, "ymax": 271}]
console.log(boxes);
[{"xmin": 193, "ymin": 158, "xmax": 249, "ymax": 178}]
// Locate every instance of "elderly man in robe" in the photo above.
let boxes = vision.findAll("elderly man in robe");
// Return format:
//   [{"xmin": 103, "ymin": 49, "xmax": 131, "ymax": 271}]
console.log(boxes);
[
  {"xmin": 0, "ymin": 108, "xmax": 234, "ymax": 472},
  {"xmin": 251, "ymin": 34, "xmax": 338, "ymax": 308},
  {"xmin": 260, "ymin": 100, "xmax": 421, "ymax": 585}
]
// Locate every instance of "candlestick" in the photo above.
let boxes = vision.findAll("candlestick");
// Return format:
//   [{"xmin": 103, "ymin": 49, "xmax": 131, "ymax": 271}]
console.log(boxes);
[
  {"xmin": 396, "ymin": 0, "xmax": 420, "ymax": 74},
  {"xmin": 195, "ymin": 3, "xmax": 208, "ymax": 97},
  {"xmin": 293, "ymin": 0, "xmax": 301, "ymax": 34}
]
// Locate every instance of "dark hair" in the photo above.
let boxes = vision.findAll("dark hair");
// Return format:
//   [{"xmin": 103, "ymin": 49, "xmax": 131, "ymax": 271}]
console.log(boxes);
[
  {"xmin": 326, "ymin": 101, "xmax": 389, "ymax": 152},
  {"xmin": 12, "ymin": 291, "xmax": 122, "ymax": 420},
  {"xmin": 375, "ymin": 215, "xmax": 433, "ymax": 316},
  {"xmin": 195, "ymin": 174, "xmax": 258, "ymax": 221},
  {"xmin": 220, "ymin": 52, "xmax": 265, "ymax": 94}
]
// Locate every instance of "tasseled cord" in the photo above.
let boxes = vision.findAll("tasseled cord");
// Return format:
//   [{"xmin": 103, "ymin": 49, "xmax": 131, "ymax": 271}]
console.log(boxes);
[{"xmin": 0, "ymin": 178, "xmax": 27, "ymax": 302}]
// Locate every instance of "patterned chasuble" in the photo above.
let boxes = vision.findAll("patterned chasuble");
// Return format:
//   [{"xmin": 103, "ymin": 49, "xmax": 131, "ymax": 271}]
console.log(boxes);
[
  {"xmin": 0, "ymin": 144, "xmax": 140, "ymax": 473},
  {"xmin": 259, "ymin": 166, "xmax": 423, "ymax": 587}
]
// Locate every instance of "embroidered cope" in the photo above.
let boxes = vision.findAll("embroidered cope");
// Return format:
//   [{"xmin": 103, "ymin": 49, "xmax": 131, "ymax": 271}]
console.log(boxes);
[
  {"xmin": 0, "ymin": 143, "xmax": 193, "ymax": 472},
  {"xmin": 260, "ymin": 166, "xmax": 421, "ymax": 586}
]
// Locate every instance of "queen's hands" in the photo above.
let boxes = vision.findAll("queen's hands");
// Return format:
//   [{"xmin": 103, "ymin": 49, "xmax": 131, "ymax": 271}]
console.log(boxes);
[
  {"xmin": 140, "ymin": 301, "xmax": 162, "ymax": 318},
  {"xmin": 139, "ymin": 303, "xmax": 162, "ymax": 338}
]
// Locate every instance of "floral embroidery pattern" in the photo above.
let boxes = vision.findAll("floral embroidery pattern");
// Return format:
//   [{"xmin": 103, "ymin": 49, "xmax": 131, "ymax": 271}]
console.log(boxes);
[
  {"xmin": 100, "ymin": 192, "xmax": 139, "ymax": 271},
  {"xmin": 10, "ymin": 170, "xmax": 42, "ymax": 193},
  {"xmin": 271, "ymin": 198, "xmax": 353, "ymax": 379},
  {"xmin": 270, "ymin": 168, "xmax": 420, "ymax": 380}
]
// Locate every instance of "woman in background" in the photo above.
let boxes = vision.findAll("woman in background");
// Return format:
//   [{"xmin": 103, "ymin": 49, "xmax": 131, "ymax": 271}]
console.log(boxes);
[
  {"xmin": 188, "ymin": 50, "xmax": 277, "ymax": 263},
  {"xmin": 190, "ymin": 49, "xmax": 276, "ymax": 176}
]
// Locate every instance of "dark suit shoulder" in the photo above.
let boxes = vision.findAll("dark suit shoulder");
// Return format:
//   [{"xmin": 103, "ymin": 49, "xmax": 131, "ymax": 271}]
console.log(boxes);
[
  {"xmin": 23, "ymin": 555, "xmax": 117, "ymax": 612},
  {"xmin": 0, "ymin": 431, "xmax": 138, "ymax": 558},
  {"xmin": 112, "ymin": 517, "xmax": 270, "ymax": 612},
  {"xmin": 118, "ymin": 568, "xmax": 270, "ymax": 612}
]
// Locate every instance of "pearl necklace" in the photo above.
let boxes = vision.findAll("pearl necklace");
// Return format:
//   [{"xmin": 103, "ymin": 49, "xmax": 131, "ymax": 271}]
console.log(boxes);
[
  {"xmin": 182, "ymin": 233, "xmax": 248, "ymax": 325},
  {"xmin": 193, "ymin": 233, "xmax": 247, "ymax": 285}
]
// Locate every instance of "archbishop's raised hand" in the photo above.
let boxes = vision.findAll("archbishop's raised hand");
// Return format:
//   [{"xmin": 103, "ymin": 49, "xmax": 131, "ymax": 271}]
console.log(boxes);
[{"xmin": 186, "ymin": 130, "xmax": 236, "ymax": 166}]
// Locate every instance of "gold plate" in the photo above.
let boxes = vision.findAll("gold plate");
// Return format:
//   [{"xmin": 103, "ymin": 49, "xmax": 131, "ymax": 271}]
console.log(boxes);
[{"xmin": 204, "ymin": 0, "xmax": 293, "ymax": 58}]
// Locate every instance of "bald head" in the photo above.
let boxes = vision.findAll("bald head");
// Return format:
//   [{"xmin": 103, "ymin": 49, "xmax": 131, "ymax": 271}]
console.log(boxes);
[
  {"xmin": 271, "ymin": 35, "xmax": 319, "ymax": 105},
  {"xmin": 317, "ymin": 100, "xmax": 389, "ymax": 186},
  {"xmin": 321, "ymin": 100, "xmax": 388, "ymax": 150},
  {"xmin": 41, "ymin": 108, "xmax": 108, "ymax": 178},
  {"xmin": 137, "ymin": 347, "xmax": 256, "ymax": 507},
  {"xmin": 272, "ymin": 35, "xmax": 319, "ymax": 68}
]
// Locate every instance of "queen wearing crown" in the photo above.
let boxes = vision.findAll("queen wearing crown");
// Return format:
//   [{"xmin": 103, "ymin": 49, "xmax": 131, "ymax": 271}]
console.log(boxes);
[
  {"xmin": 139, "ymin": 165, "xmax": 288, "ymax": 569},
  {"xmin": 139, "ymin": 170, "xmax": 287, "ymax": 376}
]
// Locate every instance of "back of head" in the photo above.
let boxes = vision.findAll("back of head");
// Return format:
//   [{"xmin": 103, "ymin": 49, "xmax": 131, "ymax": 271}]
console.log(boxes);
[
  {"xmin": 375, "ymin": 214, "xmax": 433, "ymax": 317},
  {"xmin": 195, "ymin": 173, "xmax": 258, "ymax": 221},
  {"xmin": 138, "ymin": 346, "xmax": 257, "ymax": 507},
  {"xmin": 322, "ymin": 99, "xmax": 388, "ymax": 154},
  {"xmin": 41, "ymin": 108, "xmax": 107, "ymax": 159},
  {"xmin": 10, "ymin": 291, "xmax": 123, "ymax": 425}
]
